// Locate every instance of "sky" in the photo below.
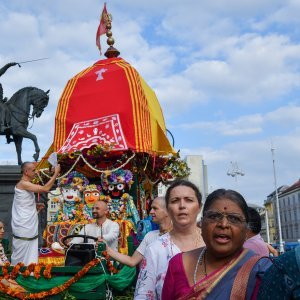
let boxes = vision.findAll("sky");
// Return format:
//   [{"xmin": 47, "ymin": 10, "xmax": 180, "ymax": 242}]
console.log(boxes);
[{"xmin": 1, "ymin": 0, "xmax": 300, "ymax": 206}]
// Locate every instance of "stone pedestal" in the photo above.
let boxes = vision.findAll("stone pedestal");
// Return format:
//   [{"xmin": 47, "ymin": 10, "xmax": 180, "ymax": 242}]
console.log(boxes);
[{"xmin": 0, "ymin": 165, "xmax": 21, "ymax": 240}]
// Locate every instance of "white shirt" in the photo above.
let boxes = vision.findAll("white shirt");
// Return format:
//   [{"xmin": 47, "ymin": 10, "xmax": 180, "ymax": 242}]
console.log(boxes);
[
  {"xmin": 134, "ymin": 232, "xmax": 181, "ymax": 300},
  {"xmin": 72, "ymin": 219, "xmax": 119, "ymax": 252},
  {"xmin": 136, "ymin": 230, "xmax": 160, "ymax": 256}
]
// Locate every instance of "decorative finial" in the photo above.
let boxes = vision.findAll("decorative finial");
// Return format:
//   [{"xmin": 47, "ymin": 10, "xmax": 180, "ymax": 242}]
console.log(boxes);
[{"xmin": 104, "ymin": 13, "xmax": 120, "ymax": 58}]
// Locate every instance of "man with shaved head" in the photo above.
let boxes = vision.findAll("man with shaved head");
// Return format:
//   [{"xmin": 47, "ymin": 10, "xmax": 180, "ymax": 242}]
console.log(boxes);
[
  {"xmin": 11, "ymin": 161, "xmax": 61, "ymax": 265},
  {"xmin": 105, "ymin": 197, "xmax": 172, "ymax": 267},
  {"xmin": 72, "ymin": 200, "xmax": 119, "ymax": 251}
]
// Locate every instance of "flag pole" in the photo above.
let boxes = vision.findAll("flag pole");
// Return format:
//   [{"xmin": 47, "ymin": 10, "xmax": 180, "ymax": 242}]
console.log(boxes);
[
  {"xmin": 271, "ymin": 145, "xmax": 284, "ymax": 254},
  {"xmin": 103, "ymin": 7, "xmax": 120, "ymax": 58}
]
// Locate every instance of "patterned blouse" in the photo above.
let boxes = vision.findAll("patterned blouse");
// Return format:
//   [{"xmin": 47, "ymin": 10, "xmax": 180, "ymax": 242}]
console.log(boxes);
[{"xmin": 134, "ymin": 233, "xmax": 181, "ymax": 300}]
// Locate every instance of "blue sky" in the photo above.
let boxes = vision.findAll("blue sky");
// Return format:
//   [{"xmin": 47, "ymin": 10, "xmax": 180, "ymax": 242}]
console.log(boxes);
[{"xmin": 1, "ymin": 0, "xmax": 300, "ymax": 205}]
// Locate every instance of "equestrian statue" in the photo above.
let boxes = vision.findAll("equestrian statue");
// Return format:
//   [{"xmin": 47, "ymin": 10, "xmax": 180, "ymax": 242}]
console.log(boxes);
[{"xmin": 0, "ymin": 62, "xmax": 50, "ymax": 165}]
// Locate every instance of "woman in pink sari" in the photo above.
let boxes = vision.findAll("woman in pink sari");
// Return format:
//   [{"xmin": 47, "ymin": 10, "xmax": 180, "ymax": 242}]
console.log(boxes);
[{"xmin": 162, "ymin": 189, "xmax": 272, "ymax": 300}]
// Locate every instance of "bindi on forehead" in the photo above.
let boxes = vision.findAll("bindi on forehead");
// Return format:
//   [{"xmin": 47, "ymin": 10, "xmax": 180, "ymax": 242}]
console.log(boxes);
[{"xmin": 224, "ymin": 207, "xmax": 227, "ymax": 210}]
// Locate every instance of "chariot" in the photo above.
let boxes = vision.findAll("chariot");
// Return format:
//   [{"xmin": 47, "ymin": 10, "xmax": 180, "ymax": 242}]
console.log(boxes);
[{"xmin": 0, "ymin": 7, "xmax": 189, "ymax": 299}]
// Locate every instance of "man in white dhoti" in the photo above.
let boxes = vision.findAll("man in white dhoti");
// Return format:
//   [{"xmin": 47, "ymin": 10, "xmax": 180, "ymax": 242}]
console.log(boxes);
[
  {"xmin": 72, "ymin": 200, "xmax": 120, "ymax": 251},
  {"xmin": 11, "ymin": 162, "xmax": 60, "ymax": 265}
]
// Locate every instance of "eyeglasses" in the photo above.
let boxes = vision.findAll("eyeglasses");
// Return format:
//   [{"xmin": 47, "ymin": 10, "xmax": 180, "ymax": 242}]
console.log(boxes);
[{"xmin": 203, "ymin": 210, "xmax": 246, "ymax": 225}]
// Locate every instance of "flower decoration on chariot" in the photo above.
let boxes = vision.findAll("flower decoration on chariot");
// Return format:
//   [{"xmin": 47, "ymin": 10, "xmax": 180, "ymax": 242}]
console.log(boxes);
[
  {"xmin": 58, "ymin": 171, "xmax": 89, "ymax": 203},
  {"xmin": 58, "ymin": 171, "xmax": 89, "ymax": 191},
  {"xmin": 84, "ymin": 184, "xmax": 101, "ymax": 207},
  {"xmin": 161, "ymin": 153, "xmax": 191, "ymax": 181},
  {"xmin": 101, "ymin": 169, "xmax": 134, "ymax": 198}
]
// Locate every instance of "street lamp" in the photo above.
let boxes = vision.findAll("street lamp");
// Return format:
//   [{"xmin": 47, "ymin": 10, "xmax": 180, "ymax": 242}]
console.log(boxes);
[
  {"xmin": 271, "ymin": 146, "xmax": 284, "ymax": 254},
  {"xmin": 227, "ymin": 161, "xmax": 245, "ymax": 182}
]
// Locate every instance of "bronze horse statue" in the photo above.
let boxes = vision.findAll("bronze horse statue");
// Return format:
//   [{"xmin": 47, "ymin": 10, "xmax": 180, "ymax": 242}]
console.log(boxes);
[{"xmin": 0, "ymin": 87, "xmax": 49, "ymax": 165}]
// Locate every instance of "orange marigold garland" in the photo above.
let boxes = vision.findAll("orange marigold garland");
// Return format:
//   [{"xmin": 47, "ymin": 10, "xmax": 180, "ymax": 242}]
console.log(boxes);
[
  {"xmin": 0, "ymin": 280, "xmax": 25, "ymax": 299},
  {"xmin": 43, "ymin": 263, "xmax": 53, "ymax": 279},
  {"xmin": 21, "ymin": 263, "xmax": 34, "ymax": 278},
  {"xmin": 0, "ymin": 253, "xmax": 117, "ymax": 299},
  {"xmin": 1, "ymin": 262, "xmax": 54, "ymax": 281},
  {"xmin": 102, "ymin": 251, "xmax": 119, "ymax": 274},
  {"xmin": 10, "ymin": 262, "xmax": 25, "ymax": 280},
  {"xmin": 25, "ymin": 258, "xmax": 101, "ymax": 299},
  {"xmin": 33, "ymin": 264, "xmax": 42, "ymax": 280},
  {"xmin": 2, "ymin": 262, "xmax": 10, "ymax": 279}
]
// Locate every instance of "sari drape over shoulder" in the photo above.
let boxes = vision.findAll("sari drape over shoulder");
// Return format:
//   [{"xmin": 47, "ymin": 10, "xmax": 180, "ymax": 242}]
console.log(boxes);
[{"xmin": 162, "ymin": 248, "xmax": 272, "ymax": 300}]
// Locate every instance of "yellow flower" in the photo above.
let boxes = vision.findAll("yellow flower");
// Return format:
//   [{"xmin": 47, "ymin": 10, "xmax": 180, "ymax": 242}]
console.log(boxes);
[
  {"xmin": 104, "ymin": 170, "xmax": 111, "ymax": 176},
  {"xmin": 68, "ymin": 152, "xmax": 75, "ymax": 159}
]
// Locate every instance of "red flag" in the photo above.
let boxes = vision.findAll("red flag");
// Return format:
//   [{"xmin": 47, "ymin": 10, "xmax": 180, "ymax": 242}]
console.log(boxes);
[{"xmin": 96, "ymin": 3, "xmax": 108, "ymax": 54}]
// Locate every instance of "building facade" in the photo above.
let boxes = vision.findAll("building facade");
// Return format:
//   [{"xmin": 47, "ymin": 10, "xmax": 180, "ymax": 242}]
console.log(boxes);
[
  {"xmin": 263, "ymin": 197, "xmax": 276, "ymax": 243},
  {"xmin": 277, "ymin": 180, "xmax": 300, "ymax": 242},
  {"xmin": 263, "ymin": 186, "xmax": 288, "ymax": 243},
  {"xmin": 185, "ymin": 155, "xmax": 208, "ymax": 199}
]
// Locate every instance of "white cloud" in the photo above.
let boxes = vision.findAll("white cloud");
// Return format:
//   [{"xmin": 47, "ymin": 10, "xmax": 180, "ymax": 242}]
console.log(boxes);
[
  {"xmin": 254, "ymin": 0, "xmax": 300, "ymax": 28},
  {"xmin": 181, "ymin": 131, "xmax": 300, "ymax": 204},
  {"xmin": 153, "ymin": 75, "xmax": 207, "ymax": 116},
  {"xmin": 265, "ymin": 105, "xmax": 300, "ymax": 126},
  {"xmin": 174, "ymin": 104, "xmax": 300, "ymax": 137},
  {"xmin": 1, "ymin": 1, "xmax": 300, "ymax": 208},
  {"xmin": 185, "ymin": 34, "xmax": 300, "ymax": 104}
]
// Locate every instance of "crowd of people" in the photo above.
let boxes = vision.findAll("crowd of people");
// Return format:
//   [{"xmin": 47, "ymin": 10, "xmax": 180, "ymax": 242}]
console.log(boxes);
[{"xmin": 2, "ymin": 162, "xmax": 300, "ymax": 299}]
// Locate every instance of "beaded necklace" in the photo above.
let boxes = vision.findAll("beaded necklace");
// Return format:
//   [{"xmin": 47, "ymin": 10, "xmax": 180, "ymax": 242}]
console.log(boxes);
[{"xmin": 193, "ymin": 247, "xmax": 206, "ymax": 284}]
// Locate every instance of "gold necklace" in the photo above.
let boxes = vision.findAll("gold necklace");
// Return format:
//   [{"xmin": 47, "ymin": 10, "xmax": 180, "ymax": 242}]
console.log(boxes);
[
  {"xmin": 171, "ymin": 228, "xmax": 201, "ymax": 251},
  {"xmin": 193, "ymin": 247, "xmax": 206, "ymax": 284}
]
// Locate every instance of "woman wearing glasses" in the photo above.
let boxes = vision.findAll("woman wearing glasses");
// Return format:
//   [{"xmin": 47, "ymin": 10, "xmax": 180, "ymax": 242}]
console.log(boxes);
[{"xmin": 162, "ymin": 189, "xmax": 272, "ymax": 300}]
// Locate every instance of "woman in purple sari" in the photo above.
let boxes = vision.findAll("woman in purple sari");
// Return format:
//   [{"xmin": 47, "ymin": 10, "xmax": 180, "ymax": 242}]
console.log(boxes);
[{"xmin": 162, "ymin": 189, "xmax": 272, "ymax": 300}]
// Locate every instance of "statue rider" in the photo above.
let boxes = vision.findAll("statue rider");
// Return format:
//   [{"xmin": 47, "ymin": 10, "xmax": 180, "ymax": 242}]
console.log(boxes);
[{"xmin": 0, "ymin": 62, "xmax": 18, "ymax": 142}]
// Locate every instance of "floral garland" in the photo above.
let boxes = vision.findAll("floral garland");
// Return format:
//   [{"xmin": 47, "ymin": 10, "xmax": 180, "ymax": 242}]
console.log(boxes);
[
  {"xmin": 104, "ymin": 193, "xmax": 131, "ymax": 220},
  {"xmin": 100, "ymin": 169, "xmax": 134, "ymax": 188},
  {"xmin": 38, "ymin": 152, "xmax": 136, "ymax": 182},
  {"xmin": 101, "ymin": 251, "xmax": 119, "ymax": 274},
  {"xmin": 34, "ymin": 145, "xmax": 189, "ymax": 186},
  {"xmin": 55, "ymin": 199, "xmax": 85, "ymax": 223},
  {"xmin": 0, "ymin": 259, "xmax": 101, "ymax": 299},
  {"xmin": 0, "ymin": 281, "xmax": 24, "ymax": 300},
  {"xmin": 0, "ymin": 252, "xmax": 121, "ymax": 299},
  {"xmin": 43, "ymin": 263, "xmax": 53, "ymax": 279},
  {"xmin": 161, "ymin": 154, "xmax": 191, "ymax": 181},
  {"xmin": 99, "ymin": 195, "xmax": 111, "ymax": 203},
  {"xmin": 57, "ymin": 171, "xmax": 89, "ymax": 190},
  {"xmin": 1, "ymin": 262, "xmax": 53, "ymax": 281}
]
